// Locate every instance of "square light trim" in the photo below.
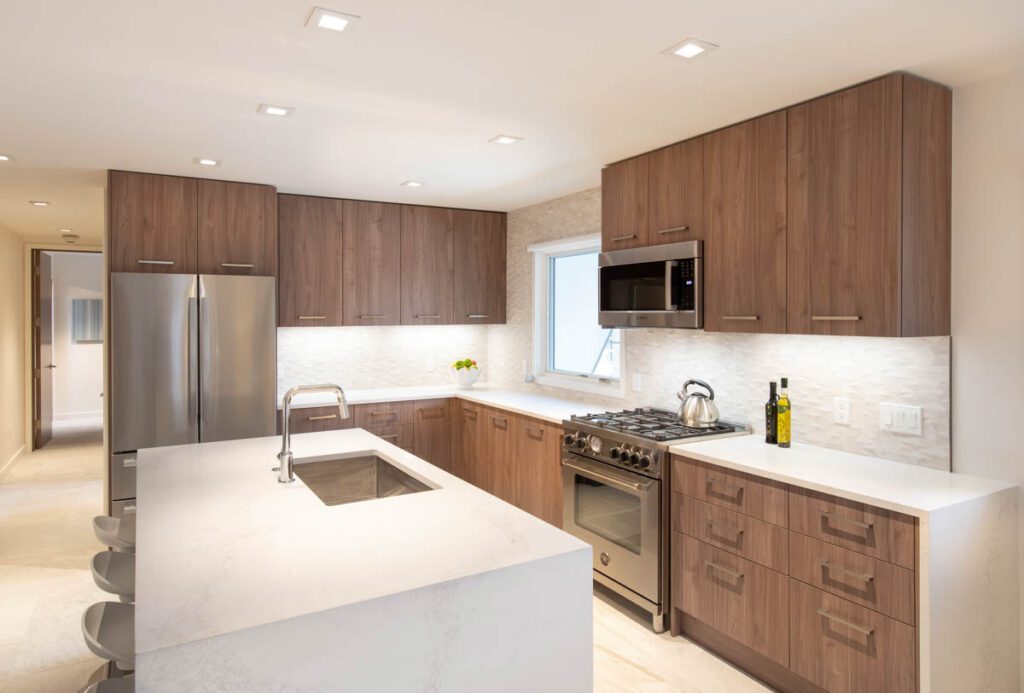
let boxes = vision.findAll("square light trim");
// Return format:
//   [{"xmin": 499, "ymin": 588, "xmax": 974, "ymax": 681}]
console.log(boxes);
[
  {"xmin": 401, "ymin": 180, "xmax": 425, "ymax": 188},
  {"xmin": 307, "ymin": 7, "xmax": 360, "ymax": 32},
  {"xmin": 258, "ymin": 103, "xmax": 294, "ymax": 117},
  {"xmin": 664, "ymin": 37, "xmax": 718, "ymax": 60},
  {"xmin": 0, "ymin": 154, "xmax": 13, "ymax": 162},
  {"xmin": 489, "ymin": 134, "xmax": 523, "ymax": 145},
  {"xmin": 29, "ymin": 200, "xmax": 49, "ymax": 206},
  {"xmin": 194, "ymin": 157, "xmax": 220, "ymax": 167}
]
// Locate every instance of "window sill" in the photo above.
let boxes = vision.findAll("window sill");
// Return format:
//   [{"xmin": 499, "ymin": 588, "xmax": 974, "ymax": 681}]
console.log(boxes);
[{"xmin": 531, "ymin": 372, "xmax": 625, "ymax": 398}]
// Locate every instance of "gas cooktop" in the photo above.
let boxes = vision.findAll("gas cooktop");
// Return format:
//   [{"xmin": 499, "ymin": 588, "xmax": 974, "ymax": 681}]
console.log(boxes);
[{"xmin": 568, "ymin": 407, "xmax": 745, "ymax": 443}]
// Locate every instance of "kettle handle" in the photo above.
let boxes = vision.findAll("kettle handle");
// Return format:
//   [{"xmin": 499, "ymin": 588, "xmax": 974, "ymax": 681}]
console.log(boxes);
[{"xmin": 682, "ymin": 379, "xmax": 715, "ymax": 400}]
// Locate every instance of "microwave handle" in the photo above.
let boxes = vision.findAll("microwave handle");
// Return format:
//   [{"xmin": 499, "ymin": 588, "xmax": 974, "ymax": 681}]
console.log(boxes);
[{"xmin": 665, "ymin": 260, "xmax": 678, "ymax": 310}]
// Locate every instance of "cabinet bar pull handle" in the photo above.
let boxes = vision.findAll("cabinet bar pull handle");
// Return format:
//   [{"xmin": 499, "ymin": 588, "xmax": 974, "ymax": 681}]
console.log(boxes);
[
  {"xmin": 123, "ymin": 504, "xmax": 137, "ymax": 514},
  {"xmin": 415, "ymin": 314, "xmax": 441, "ymax": 319},
  {"xmin": 137, "ymin": 259, "xmax": 174, "ymax": 266},
  {"xmin": 359, "ymin": 314, "xmax": 387, "ymax": 319},
  {"xmin": 704, "ymin": 560, "xmax": 744, "ymax": 580},
  {"xmin": 122, "ymin": 458, "xmax": 138, "ymax": 468},
  {"xmin": 297, "ymin": 315, "xmax": 327, "ymax": 320},
  {"xmin": 418, "ymin": 407, "xmax": 447, "ymax": 417},
  {"xmin": 707, "ymin": 477, "xmax": 743, "ymax": 496},
  {"xmin": 817, "ymin": 608, "xmax": 874, "ymax": 636},
  {"xmin": 706, "ymin": 519, "xmax": 744, "ymax": 540},
  {"xmin": 526, "ymin": 425, "xmax": 544, "ymax": 438},
  {"xmin": 490, "ymin": 415, "xmax": 507, "ymax": 425},
  {"xmin": 307, "ymin": 414, "xmax": 337, "ymax": 421},
  {"xmin": 381, "ymin": 433, "xmax": 399, "ymax": 442},
  {"xmin": 220, "ymin": 262, "xmax": 255, "ymax": 269},
  {"xmin": 722, "ymin": 315, "xmax": 759, "ymax": 321},
  {"xmin": 609, "ymin": 233, "xmax": 637, "ymax": 242},
  {"xmin": 657, "ymin": 225, "xmax": 689, "ymax": 235},
  {"xmin": 462, "ymin": 407, "xmax": 478, "ymax": 420},
  {"xmin": 820, "ymin": 511, "xmax": 873, "ymax": 532},
  {"xmin": 820, "ymin": 559, "xmax": 874, "ymax": 583},
  {"xmin": 467, "ymin": 314, "xmax": 490, "ymax": 319},
  {"xmin": 811, "ymin": 315, "xmax": 861, "ymax": 321},
  {"xmin": 370, "ymin": 410, "xmax": 398, "ymax": 417}
]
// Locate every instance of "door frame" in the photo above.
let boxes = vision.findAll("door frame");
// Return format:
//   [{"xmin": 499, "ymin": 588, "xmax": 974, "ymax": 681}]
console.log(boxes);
[{"xmin": 23, "ymin": 243, "xmax": 103, "ymax": 451}]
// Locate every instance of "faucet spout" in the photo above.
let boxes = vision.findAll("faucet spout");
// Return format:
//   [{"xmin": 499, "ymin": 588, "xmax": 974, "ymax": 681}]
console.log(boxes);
[{"xmin": 277, "ymin": 384, "xmax": 350, "ymax": 483}]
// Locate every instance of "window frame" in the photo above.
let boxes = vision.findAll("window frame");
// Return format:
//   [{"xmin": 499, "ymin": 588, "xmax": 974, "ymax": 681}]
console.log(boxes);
[{"xmin": 528, "ymin": 233, "xmax": 625, "ymax": 397}]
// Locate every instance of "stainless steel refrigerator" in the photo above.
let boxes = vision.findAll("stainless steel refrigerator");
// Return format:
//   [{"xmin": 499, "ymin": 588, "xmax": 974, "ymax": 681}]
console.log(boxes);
[{"xmin": 109, "ymin": 273, "xmax": 276, "ymax": 509}]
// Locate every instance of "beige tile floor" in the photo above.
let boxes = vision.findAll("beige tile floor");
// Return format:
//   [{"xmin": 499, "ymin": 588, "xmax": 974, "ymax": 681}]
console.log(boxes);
[{"xmin": 0, "ymin": 421, "xmax": 769, "ymax": 693}]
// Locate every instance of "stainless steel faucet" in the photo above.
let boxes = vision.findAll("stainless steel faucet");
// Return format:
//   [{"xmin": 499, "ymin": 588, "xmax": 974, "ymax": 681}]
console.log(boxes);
[{"xmin": 277, "ymin": 384, "xmax": 350, "ymax": 483}]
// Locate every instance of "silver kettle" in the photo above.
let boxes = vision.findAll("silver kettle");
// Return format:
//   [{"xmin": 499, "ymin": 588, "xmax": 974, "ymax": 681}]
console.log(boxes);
[{"xmin": 677, "ymin": 379, "xmax": 720, "ymax": 428}]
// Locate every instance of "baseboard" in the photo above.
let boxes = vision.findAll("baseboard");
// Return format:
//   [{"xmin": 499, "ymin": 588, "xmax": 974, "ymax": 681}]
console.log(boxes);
[
  {"xmin": 55, "ymin": 410, "xmax": 103, "ymax": 421},
  {"xmin": 0, "ymin": 444, "xmax": 26, "ymax": 479}
]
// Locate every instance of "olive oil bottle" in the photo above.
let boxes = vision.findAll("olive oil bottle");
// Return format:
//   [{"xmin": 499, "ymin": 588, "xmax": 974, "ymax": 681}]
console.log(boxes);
[
  {"xmin": 764, "ymin": 381, "xmax": 778, "ymax": 444},
  {"xmin": 776, "ymin": 377, "xmax": 791, "ymax": 448}
]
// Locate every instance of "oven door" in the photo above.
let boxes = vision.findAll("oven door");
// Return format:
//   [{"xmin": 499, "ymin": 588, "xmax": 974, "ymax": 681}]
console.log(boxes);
[{"xmin": 561, "ymin": 454, "xmax": 660, "ymax": 605}]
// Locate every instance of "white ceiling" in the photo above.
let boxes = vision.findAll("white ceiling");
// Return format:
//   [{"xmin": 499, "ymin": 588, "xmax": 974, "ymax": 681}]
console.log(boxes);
[{"xmin": 1, "ymin": 0, "xmax": 1022, "ymax": 245}]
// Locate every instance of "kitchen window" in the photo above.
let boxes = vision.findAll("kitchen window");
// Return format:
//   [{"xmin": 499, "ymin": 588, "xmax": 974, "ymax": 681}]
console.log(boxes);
[{"xmin": 529, "ymin": 234, "xmax": 623, "ymax": 396}]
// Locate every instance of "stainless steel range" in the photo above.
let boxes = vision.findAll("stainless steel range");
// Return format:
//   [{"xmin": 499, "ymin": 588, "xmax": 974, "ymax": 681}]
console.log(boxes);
[{"xmin": 561, "ymin": 408, "xmax": 748, "ymax": 632}]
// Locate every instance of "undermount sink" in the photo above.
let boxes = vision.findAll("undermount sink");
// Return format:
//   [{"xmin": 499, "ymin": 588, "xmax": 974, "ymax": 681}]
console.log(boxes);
[{"xmin": 294, "ymin": 454, "xmax": 434, "ymax": 507}]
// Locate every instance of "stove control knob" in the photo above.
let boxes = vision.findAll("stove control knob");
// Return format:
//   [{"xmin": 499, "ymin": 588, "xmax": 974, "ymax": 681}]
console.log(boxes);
[
  {"xmin": 563, "ymin": 434, "xmax": 576, "ymax": 446},
  {"xmin": 638, "ymin": 455, "xmax": 652, "ymax": 469},
  {"xmin": 575, "ymin": 436, "xmax": 587, "ymax": 449},
  {"xmin": 610, "ymin": 447, "xmax": 621, "ymax": 459},
  {"xmin": 629, "ymin": 452, "xmax": 641, "ymax": 465}
]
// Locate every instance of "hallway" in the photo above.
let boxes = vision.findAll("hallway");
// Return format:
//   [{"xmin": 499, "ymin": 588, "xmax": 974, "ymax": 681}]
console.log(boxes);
[{"xmin": 0, "ymin": 421, "xmax": 107, "ymax": 692}]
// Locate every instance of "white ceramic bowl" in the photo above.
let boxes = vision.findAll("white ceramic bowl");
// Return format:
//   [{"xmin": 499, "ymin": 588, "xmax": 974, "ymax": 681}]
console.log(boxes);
[{"xmin": 451, "ymin": 367, "xmax": 480, "ymax": 389}]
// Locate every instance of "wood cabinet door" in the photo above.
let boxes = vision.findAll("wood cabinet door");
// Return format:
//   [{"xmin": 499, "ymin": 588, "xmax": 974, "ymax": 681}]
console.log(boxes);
[
  {"xmin": 451, "ymin": 401, "xmax": 483, "ymax": 484},
  {"xmin": 647, "ymin": 138, "xmax": 704, "ymax": 245},
  {"xmin": 108, "ymin": 170, "xmax": 198, "ymax": 273},
  {"xmin": 787, "ymin": 75, "xmax": 902, "ymax": 336},
  {"xmin": 197, "ymin": 179, "xmax": 278, "ymax": 276},
  {"xmin": 453, "ymin": 210, "xmax": 506, "ymax": 324},
  {"xmin": 484, "ymin": 408, "xmax": 515, "ymax": 502},
  {"xmin": 342, "ymin": 200, "xmax": 401, "ymax": 325},
  {"xmin": 512, "ymin": 418, "xmax": 562, "ymax": 525},
  {"xmin": 413, "ymin": 399, "xmax": 451, "ymax": 471},
  {"xmin": 277, "ymin": 195, "xmax": 344, "ymax": 326},
  {"xmin": 400, "ymin": 205, "xmax": 454, "ymax": 324},
  {"xmin": 703, "ymin": 112, "xmax": 788, "ymax": 334},
  {"xmin": 601, "ymin": 156, "xmax": 648, "ymax": 250}
]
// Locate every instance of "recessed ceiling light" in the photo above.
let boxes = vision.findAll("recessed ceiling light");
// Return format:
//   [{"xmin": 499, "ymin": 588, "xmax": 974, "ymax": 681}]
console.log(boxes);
[
  {"xmin": 401, "ymin": 180, "xmax": 425, "ymax": 188},
  {"xmin": 0, "ymin": 154, "xmax": 13, "ymax": 162},
  {"xmin": 194, "ymin": 157, "xmax": 220, "ymax": 167},
  {"xmin": 307, "ymin": 7, "xmax": 360, "ymax": 32},
  {"xmin": 664, "ymin": 37, "xmax": 718, "ymax": 60},
  {"xmin": 59, "ymin": 228, "xmax": 74, "ymax": 234},
  {"xmin": 29, "ymin": 200, "xmax": 49, "ymax": 207},
  {"xmin": 258, "ymin": 103, "xmax": 294, "ymax": 117},
  {"xmin": 63, "ymin": 234, "xmax": 79, "ymax": 244},
  {"xmin": 489, "ymin": 134, "xmax": 523, "ymax": 145}
]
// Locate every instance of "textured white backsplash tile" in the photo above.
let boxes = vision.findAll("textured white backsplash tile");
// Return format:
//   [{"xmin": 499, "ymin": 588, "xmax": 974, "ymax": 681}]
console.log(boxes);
[{"xmin": 486, "ymin": 187, "xmax": 952, "ymax": 470}]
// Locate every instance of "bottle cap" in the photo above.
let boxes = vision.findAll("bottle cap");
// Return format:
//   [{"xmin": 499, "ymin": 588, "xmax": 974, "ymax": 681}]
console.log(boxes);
[{"xmin": 781, "ymin": 377, "xmax": 788, "ymax": 387}]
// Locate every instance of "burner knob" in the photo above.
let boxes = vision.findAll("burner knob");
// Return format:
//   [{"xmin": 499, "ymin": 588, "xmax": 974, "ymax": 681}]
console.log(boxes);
[
  {"xmin": 563, "ymin": 434, "xmax": 576, "ymax": 446},
  {"xmin": 638, "ymin": 455, "xmax": 652, "ymax": 469},
  {"xmin": 610, "ymin": 447, "xmax": 621, "ymax": 459},
  {"xmin": 629, "ymin": 452, "xmax": 641, "ymax": 465},
  {"xmin": 575, "ymin": 436, "xmax": 587, "ymax": 449}
]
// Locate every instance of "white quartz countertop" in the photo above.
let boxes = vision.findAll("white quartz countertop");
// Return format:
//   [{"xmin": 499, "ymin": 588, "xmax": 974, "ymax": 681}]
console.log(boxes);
[
  {"xmin": 669, "ymin": 435, "xmax": 1017, "ymax": 516},
  {"xmin": 134, "ymin": 429, "xmax": 590, "ymax": 654},
  {"xmin": 281, "ymin": 385, "xmax": 611, "ymax": 424}
]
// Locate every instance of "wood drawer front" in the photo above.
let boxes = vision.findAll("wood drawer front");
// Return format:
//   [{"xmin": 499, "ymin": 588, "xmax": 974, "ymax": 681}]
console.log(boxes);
[
  {"xmin": 790, "ymin": 533, "xmax": 915, "ymax": 626},
  {"xmin": 673, "ymin": 456, "xmax": 788, "ymax": 526},
  {"xmin": 790, "ymin": 580, "xmax": 915, "ymax": 693},
  {"xmin": 365, "ymin": 422, "xmax": 414, "ymax": 451},
  {"xmin": 674, "ymin": 533, "xmax": 789, "ymax": 667},
  {"xmin": 789, "ymin": 488, "xmax": 916, "ymax": 569},
  {"xmin": 674, "ymin": 495, "xmax": 789, "ymax": 573},
  {"xmin": 353, "ymin": 401, "xmax": 415, "ymax": 428},
  {"xmin": 286, "ymin": 406, "xmax": 354, "ymax": 434}
]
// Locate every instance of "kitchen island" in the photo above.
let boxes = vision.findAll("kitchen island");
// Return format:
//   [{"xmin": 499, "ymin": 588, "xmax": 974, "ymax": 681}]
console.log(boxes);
[{"xmin": 133, "ymin": 428, "xmax": 593, "ymax": 692}]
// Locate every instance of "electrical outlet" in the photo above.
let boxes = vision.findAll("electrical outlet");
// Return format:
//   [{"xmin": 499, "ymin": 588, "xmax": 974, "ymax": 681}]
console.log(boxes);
[
  {"xmin": 632, "ymin": 373, "xmax": 643, "ymax": 392},
  {"xmin": 424, "ymin": 357, "xmax": 434, "ymax": 373},
  {"xmin": 833, "ymin": 397, "xmax": 850, "ymax": 425},
  {"xmin": 879, "ymin": 403, "xmax": 923, "ymax": 436}
]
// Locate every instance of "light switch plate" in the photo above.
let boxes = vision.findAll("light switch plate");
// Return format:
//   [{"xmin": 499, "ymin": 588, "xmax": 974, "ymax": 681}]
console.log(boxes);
[
  {"xmin": 833, "ymin": 397, "xmax": 850, "ymax": 425},
  {"xmin": 879, "ymin": 403, "xmax": 922, "ymax": 435}
]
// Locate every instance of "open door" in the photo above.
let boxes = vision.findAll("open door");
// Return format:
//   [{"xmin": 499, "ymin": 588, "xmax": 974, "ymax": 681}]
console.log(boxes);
[{"xmin": 32, "ymin": 250, "xmax": 54, "ymax": 449}]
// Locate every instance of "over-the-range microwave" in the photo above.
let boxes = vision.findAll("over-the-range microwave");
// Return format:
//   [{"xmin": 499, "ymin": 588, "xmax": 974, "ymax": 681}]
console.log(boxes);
[{"xmin": 598, "ymin": 240, "xmax": 703, "ymax": 329}]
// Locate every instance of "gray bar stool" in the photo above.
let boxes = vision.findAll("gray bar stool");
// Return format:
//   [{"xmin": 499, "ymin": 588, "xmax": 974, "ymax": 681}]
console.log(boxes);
[
  {"xmin": 80, "ymin": 676, "xmax": 134, "ymax": 693},
  {"xmin": 81, "ymin": 601, "xmax": 134, "ymax": 673},
  {"xmin": 92, "ymin": 515, "xmax": 136, "ymax": 553},
  {"xmin": 91, "ymin": 550, "xmax": 135, "ymax": 602}
]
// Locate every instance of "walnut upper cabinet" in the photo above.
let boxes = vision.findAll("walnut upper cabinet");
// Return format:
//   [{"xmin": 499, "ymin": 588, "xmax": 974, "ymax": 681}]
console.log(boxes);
[
  {"xmin": 703, "ymin": 112, "xmax": 788, "ymax": 334},
  {"xmin": 601, "ymin": 155, "xmax": 648, "ymax": 250},
  {"xmin": 277, "ymin": 194, "xmax": 344, "ymax": 327},
  {"xmin": 400, "ymin": 205, "xmax": 454, "ymax": 325},
  {"xmin": 453, "ymin": 209, "xmax": 506, "ymax": 324},
  {"xmin": 343, "ymin": 200, "xmax": 401, "ymax": 326},
  {"xmin": 108, "ymin": 170, "xmax": 198, "ymax": 274},
  {"xmin": 787, "ymin": 73, "xmax": 951, "ymax": 337},
  {"xmin": 648, "ymin": 137, "xmax": 704, "ymax": 245},
  {"xmin": 197, "ymin": 179, "xmax": 278, "ymax": 276}
]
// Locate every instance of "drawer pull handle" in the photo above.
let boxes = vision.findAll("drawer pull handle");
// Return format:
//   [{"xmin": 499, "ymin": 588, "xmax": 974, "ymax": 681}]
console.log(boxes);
[
  {"xmin": 526, "ymin": 425, "xmax": 544, "ymax": 439},
  {"xmin": 462, "ymin": 407, "xmax": 478, "ymax": 420},
  {"xmin": 123, "ymin": 504, "xmax": 137, "ymax": 514},
  {"xmin": 657, "ymin": 225, "xmax": 689, "ymax": 235},
  {"xmin": 414, "ymin": 314, "xmax": 441, "ymax": 319},
  {"xmin": 811, "ymin": 315, "xmax": 862, "ymax": 322},
  {"xmin": 418, "ymin": 407, "xmax": 447, "ymax": 418},
  {"xmin": 359, "ymin": 314, "xmax": 387, "ymax": 319},
  {"xmin": 298, "ymin": 315, "xmax": 327, "ymax": 320},
  {"xmin": 817, "ymin": 608, "xmax": 874, "ymax": 636},
  {"xmin": 721, "ymin": 315, "xmax": 759, "ymax": 321},
  {"xmin": 610, "ymin": 233, "xmax": 637, "ymax": 242},
  {"xmin": 821, "ymin": 512, "xmax": 874, "ymax": 532},
  {"xmin": 467, "ymin": 314, "xmax": 490, "ymax": 319},
  {"xmin": 490, "ymin": 415, "xmax": 508, "ymax": 426},
  {"xmin": 706, "ymin": 477, "xmax": 743, "ymax": 500},
  {"xmin": 122, "ymin": 458, "xmax": 138, "ymax": 469},
  {"xmin": 706, "ymin": 520, "xmax": 744, "ymax": 541},
  {"xmin": 220, "ymin": 262, "xmax": 255, "ymax": 269},
  {"xmin": 704, "ymin": 560, "xmax": 744, "ymax": 580},
  {"xmin": 137, "ymin": 259, "xmax": 174, "ymax": 266},
  {"xmin": 370, "ymin": 410, "xmax": 398, "ymax": 418},
  {"xmin": 307, "ymin": 414, "xmax": 337, "ymax": 422},
  {"xmin": 820, "ymin": 559, "xmax": 874, "ymax": 583},
  {"xmin": 381, "ymin": 433, "xmax": 399, "ymax": 442}
]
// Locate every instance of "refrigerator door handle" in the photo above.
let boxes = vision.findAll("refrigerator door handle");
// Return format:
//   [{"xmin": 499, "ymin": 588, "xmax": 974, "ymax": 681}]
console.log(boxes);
[{"xmin": 189, "ymin": 282, "xmax": 200, "ymax": 435}]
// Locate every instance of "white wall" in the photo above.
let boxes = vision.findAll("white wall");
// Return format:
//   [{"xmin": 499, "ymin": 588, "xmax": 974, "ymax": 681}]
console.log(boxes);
[
  {"xmin": 950, "ymin": 67, "xmax": 1024, "ymax": 682},
  {"xmin": 48, "ymin": 251, "xmax": 103, "ymax": 422},
  {"xmin": 0, "ymin": 224, "xmax": 24, "ymax": 467}
]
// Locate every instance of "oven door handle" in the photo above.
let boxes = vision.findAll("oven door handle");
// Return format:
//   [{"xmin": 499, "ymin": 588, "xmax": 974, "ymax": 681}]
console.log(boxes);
[
  {"xmin": 664, "ymin": 260, "xmax": 678, "ymax": 310},
  {"xmin": 561, "ymin": 457, "xmax": 655, "ymax": 493}
]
